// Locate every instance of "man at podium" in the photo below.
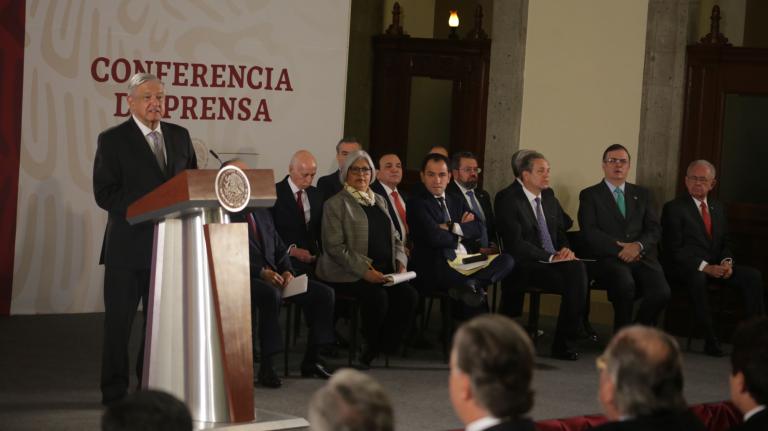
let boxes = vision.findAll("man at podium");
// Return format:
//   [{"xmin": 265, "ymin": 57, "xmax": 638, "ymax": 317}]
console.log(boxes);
[{"xmin": 93, "ymin": 73, "xmax": 198, "ymax": 405}]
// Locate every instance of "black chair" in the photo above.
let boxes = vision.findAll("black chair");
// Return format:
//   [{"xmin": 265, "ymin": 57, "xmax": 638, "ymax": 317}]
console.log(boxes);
[{"xmin": 421, "ymin": 289, "xmax": 454, "ymax": 362}]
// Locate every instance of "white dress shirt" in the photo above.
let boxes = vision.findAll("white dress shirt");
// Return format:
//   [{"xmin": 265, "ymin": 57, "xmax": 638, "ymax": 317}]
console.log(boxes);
[
  {"xmin": 132, "ymin": 115, "xmax": 166, "ymax": 161},
  {"xmin": 287, "ymin": 176, "xmax": 311, "ymax": 224},
  {"xmin": 465, "ymin": 416, "xmax": 501, "ymax": 431},
  {"xmin": 379, "ymin": 182, "xmax": 407, "ymax": 242}
]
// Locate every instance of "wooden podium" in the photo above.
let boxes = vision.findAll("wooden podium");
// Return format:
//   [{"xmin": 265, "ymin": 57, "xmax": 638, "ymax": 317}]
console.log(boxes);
[{"xmin": 127, "ymin": 168, "xmax": 279, "ymax": 426}]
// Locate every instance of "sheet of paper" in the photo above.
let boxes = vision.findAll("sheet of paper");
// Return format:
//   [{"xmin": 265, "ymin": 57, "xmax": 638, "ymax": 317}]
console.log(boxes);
[
  {"xmin": 537, "ymin": 258, "xmax": 598, "ymax": 264},
  {"xmin": 448, "ymin": 254, "xmax": 500, "ymax": 275},
  {"xmin": 282, "ymin": 274, "xmax": 308, "ymax": 298},
  {"xmin": 383, "ymin": 271, "xmax": 417, "ymax": 287}
]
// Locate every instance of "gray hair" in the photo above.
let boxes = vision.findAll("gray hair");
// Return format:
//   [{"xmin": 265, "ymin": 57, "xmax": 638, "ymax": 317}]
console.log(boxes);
[
  {"xmin": 340, "ymin": 150, "xmax": 376, "ymax": 185},
  {"xmin": 127, "ymin": 73, "xmax": 163, "ymax": 96},
  {"xmin": 518, "ymin": 151, "xmax": 546, "ymax": 177},
  {"xmin": 686, "ymin": 159, "xmax": 716, "ymax": 179},
  {"xmin": 308, "ymin": 369, "xmax": 393, "ymax": 431},
  {"xmin": 511, "ymin": 149, "xmax": 534, "ymax": 177},
  {"xmin": 453, "ymin": 314, "xmax": 535, "ymax": 419},
  {"xmin": 602, "ymin": 326, "xmax": 687, "ymax": 417}
]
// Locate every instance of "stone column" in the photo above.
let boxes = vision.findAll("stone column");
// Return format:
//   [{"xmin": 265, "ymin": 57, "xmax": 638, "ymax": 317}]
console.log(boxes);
[
  {"xmin": 483, "ymin": 0, "xmax": 529, "ymax": 197},
  {"xmin": 636, "ymin": 0, "xmax": 693, "ymax": 207}
]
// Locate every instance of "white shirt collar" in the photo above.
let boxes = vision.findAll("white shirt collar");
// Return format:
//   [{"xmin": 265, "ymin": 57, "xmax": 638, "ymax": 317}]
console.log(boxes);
[
  {"xmin": 379, "ymin": 181, "xmax": 398, "ymax": 196},
  {"xmin": 604, "ymin": 179, "xmax": 625, "ymax": 194},
  {"xmin": 132, "ymin": 114, "xmax": 161, "ymax": 137},
  {"xmin": 287, "ymin": 176, "xmax": 302, "ymax": 195},
  {"xmin": 691, "ymin": 195, "xmax": 708, "ymax": 209},
  {"xmin": 521, "ymin": 184, "xmax": 541, "ymax": 204},
  {"xmin": 433, "ymin": 192, "xmax": 447, "ymax": 199},
  {"xmin": 745, "ymin": 405, "xmax": 766, "ymax": 422},
  {"xmin": 454, "ymin": 180, "xmax": 475, "ymax": 195},
  {"xmin": 465, "ymin": 416, "xmax": 501, "ymax": 431}
]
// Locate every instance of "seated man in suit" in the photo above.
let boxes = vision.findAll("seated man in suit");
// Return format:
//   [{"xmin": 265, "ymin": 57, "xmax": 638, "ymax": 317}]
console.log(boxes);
[
  {"xmin": 594, "ymin": 326, "xmax": 706, "ymax": 431},
  {"xmin": 316, "ymin": 137, "xmax": 361, "ymax": 201},
  {"xmin": 271, "ymin": 150, "xmax": 323, "ymax": 277},
  {"xmin": 449, "ymin": 314, "xmax": 537, "ymax": 431},
  {"xmin": 578, "ymin": 144, "xmax": 670, "ymax": 331},
  {"xmin": 495, "ymin": 151, "xmax": 587, "ymax": 360},
  {"xmin": 447, "ymin": 151, "xmax": 498, "ymax": 254},
  {"xmin": 512, "ymin": 149, "xmax": 573, "ymax": 231},
  {"xmin": 729, "ymin": 317, "xmax": 768, "ymax": 431},
  {"xmin": 409, "ymin": 153, "xmax": 515, "ymax": 314},
  {"xmin": 371, "ymin": 153, "xmax": 408, "ymax": 245},
  {"xmin": 662, "ymin": 160, "xmax": 765, "ymax": 356},
  {"xmin": 233, "ymin": 207, "xmax": 335, "ymax": 388}
]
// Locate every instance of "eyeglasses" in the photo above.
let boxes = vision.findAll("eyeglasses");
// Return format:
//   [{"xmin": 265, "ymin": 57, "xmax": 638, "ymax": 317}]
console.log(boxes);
[
  {"xmin": 349, "ymin": 166, "xmax": 372, "ymax": 175},
  {"xmin": 604, "ymin": 158, "xmax": 629, "ymax": 166},
  {"xmin": 460, "ymin": 167, "xmax": 482, "ymax": 174},
  {"xmin": 686, "ymin": 175, "xmax": 713, "ymax": 183}
]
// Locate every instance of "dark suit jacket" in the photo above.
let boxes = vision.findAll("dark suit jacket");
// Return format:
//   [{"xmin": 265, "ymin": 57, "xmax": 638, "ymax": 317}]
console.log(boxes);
[
  {"xmin": 661, "ymin": 195, "xmax": 733, "ymax": 274},
  {"xmin": 730, "ymin": 408, "xmax": 767, "ymax": 431},
  {"xmin": 446, "ymin": 181, "xmax": 497, "ymax": 245},
  {"xmin": 483, "ymin": 418, "xmax": 536, "ymax": 431},
  {"xmin": 578, "ymin": 181, "xmax": 662, "ymax": 267},
  {"xmin": 494, "ymin": 181, "xmax": 570, "ymax": 264},
  {"xmin": 231, "ymin": 208, "xmax": 293, "ymax": 277},
  {"xmin": 408, "ymin": 189, "xmax": 482, "ymax": 281},
  {"xmin": 592, "ymin": 410, "xmax": 707, "ymax": 431},
  {"xmin": 271, "ymin": 176, "xmax": 323, "ymax": 255},
  {"xmin": 370, "ymin": 180, "xmax": 408, "ymax": 240},
  {"xmin": 94, "ymin": 117, "xmax": 197, "ymax": 269},
  {"xmin": 317, "ymin": 169, "xmax": 342, "ymax": 201}
]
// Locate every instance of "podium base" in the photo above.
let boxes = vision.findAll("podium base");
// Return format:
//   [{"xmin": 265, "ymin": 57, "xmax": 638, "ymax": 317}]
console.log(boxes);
[{"xmin": 195, "ymin": 408, "xmax": 309, "ymax": 430}]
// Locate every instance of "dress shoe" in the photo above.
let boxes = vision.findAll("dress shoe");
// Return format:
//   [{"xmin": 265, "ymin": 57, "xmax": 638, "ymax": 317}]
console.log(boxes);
[
  {"xmin": 301, "ymin": 361, "xmax": 333, "ymax": 379},
  {"xmin": 704, "ymin": 339, "xmax": 726, "ymax": 357},
  {"xmin": 551, "ymin": 346, "xmax": 580, "ymax": 361},
  {"xmin": 256, "ymin": 366, "xmax": 282, "ymax": 388},
  {"xmin": 448, "ymin": 280, "xmax": 486, "ymax": 307},
  {"xmin": 358, "ymin": 348, "xmax": 377, "ymax": 370}
]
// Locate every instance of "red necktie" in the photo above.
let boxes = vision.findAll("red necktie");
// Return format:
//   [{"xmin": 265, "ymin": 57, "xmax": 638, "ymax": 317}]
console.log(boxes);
[
  {"xmin": 700, "ymin": 202, "xmax": 712, "ymax": 238},
  {"xmin": 296, "ymin": 190, "xmax": 306, "ymax": 224},
  {"xmin": 391, "ymin": 191, "xmax": 408, "ymax": 234}
]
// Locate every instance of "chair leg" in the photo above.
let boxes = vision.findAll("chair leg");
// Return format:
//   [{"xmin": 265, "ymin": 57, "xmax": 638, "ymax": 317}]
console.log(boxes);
[
  {"xmin": 293, "ymin": 304, "xmax": 302, "ymax": 346},
  {"xmin": 349, "ymin": 302, "xmax": 359, "ymax": 367},
  {"xmin": 528, "ymin": 292, "xmax": 541, "ymax": 345},
  {"xmin": 284, "ymin": 303, "xmax": 292, "ymax": 377},
  {"xmin": 583, "ymin": 288, "xmax": 597, "ymax": 337},
  {"xmin": 439, "ymin": 297, "xmax": 451, "ymax": 363},
  {"xmin": 423, "ymin": 297, "xmax": 434, "ymax": 331}
]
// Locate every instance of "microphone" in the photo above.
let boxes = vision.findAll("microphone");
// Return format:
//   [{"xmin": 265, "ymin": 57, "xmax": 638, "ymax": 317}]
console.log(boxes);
[{"xmin": 209, "ymin": 149, "xmax": 224, "ymax": 166}]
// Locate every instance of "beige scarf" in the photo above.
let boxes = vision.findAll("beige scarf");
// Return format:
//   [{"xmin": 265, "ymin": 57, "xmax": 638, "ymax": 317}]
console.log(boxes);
[{"xmin": 344, "ymin": 183, "xmax": 376, "ymax": 206}]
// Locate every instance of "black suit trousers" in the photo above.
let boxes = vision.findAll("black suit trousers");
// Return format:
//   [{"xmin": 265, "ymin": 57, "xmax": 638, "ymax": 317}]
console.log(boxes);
[
  {"xmin": 501, "ymin": 260, "xmax": 588, "ymax": 343},
  {"xmin": 327, "ymin": 280, "xmax": 418, "ymax": 355},
  {"xmin": 594, "ymin": 258, "xmax": 670, "ymax": 330},
  {"xmin": 251, "ymin": 278, "xmax": 335, "ymax": 359},
  {"xmin": 100, "ymin": 266, "xmax": 150, "ymax": 404},
  {"xmin": 670, "ymin": 265, "xmax": 765, "ymax": 338}
]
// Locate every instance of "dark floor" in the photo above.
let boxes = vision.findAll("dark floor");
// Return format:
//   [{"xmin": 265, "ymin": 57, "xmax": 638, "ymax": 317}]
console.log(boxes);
[{"xmin": 0, "ymin": 308, "xmax": 732, "ymax": 431}]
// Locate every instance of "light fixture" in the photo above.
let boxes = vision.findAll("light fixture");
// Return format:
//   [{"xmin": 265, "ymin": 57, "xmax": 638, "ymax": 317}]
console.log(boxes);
[{"xmin": 448, "ymin": 10, "xmax": 459, "ymax": 39}]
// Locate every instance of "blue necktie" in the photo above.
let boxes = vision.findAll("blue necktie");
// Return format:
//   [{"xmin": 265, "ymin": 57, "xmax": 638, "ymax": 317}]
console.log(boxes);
[
  {"xmin": 466, "ymin": 191, "xmax": 489, "ymax": 248},
  {"xmin": 534, "ymin": 197, "xmax": 556, "ymax": 254}
]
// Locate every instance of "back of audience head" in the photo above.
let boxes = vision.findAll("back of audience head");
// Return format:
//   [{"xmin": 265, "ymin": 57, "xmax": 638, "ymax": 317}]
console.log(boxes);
[
  {"xmin": 730, "ymin": 317, "xmax": 768, "ymax": 415},
  {"xmin": 449, "ymin": 314, "xmax": 535, "ymax": 425},
  {"xmin": 596, "ymin": 325, "xmax": 686, "ymax": 420},
  {"xmin": 309, "ymin": 368, "xmax": 394, "ymax": 431},
  {"xmin": 101, "ymin": 390, "xmax": 192, "ymax": 431}
]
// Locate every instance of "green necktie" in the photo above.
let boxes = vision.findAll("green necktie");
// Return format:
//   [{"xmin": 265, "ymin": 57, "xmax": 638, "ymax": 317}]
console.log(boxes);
[{"xmin": 614, "ymin": 188, "xmax": 626, "ymax": 217}]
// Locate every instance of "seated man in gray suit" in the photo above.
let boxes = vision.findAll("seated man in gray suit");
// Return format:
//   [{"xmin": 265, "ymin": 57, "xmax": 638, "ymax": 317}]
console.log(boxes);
[{"xmin": 578, "ymin": 144, "xmax": 669, "ymax": 331}]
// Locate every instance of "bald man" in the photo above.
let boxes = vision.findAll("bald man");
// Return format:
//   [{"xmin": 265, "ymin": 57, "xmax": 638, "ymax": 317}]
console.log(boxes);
[{"xmin": 271, "ymin": 150, "xmax": 324, "ymax": 276}]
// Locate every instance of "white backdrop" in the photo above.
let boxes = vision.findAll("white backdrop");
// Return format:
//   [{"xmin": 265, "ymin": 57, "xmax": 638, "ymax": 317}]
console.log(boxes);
[{"xmin": 12, "ymin": 0, "xmax": 352, "ymax": 314}]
